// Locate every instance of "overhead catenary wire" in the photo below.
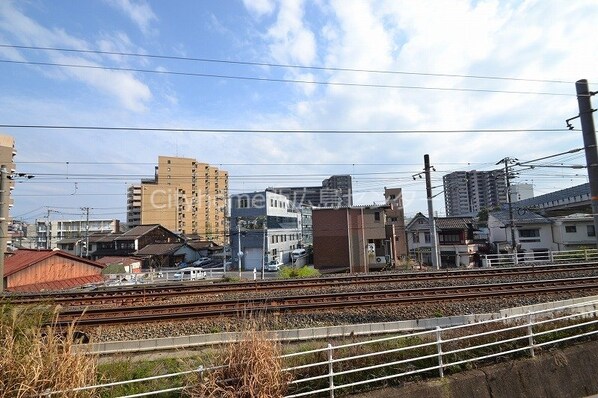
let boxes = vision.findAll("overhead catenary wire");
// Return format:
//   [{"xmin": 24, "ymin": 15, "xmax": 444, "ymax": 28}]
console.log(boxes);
[
  {"xmin": 0, "ymin": 43, "xmax": 578, "ymax": 85},
  {"xmin": 0, "ymin": 124, "xmax": 570, "ymax": 134},
  {"xmin": 0, "ymin": 59, "xmax": 576, "ymax": 97}
]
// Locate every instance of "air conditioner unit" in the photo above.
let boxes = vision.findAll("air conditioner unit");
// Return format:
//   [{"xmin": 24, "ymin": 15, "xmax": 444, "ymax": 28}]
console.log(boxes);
[{"xmin": 375, "ymin": 256, "xmax": 387, "ymax": 264}]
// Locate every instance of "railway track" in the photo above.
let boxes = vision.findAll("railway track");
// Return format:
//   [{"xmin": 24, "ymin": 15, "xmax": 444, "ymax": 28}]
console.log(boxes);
[
  {"xmin": 54, "ymin": 276, "xmax": 598, "ymax": 327},
  {"xmin": 4, "ymin": 261, "xmax": 598, "ymax": 307}
]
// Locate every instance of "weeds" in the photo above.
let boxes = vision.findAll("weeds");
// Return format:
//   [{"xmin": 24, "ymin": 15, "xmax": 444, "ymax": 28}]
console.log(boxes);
[
  {"xmin": 0, "ymin": 304, "xmax": 98, "ymax": 398},
  {"xmin": 185, "ymin": 329, "xmax": 290, "ymax": 398}
]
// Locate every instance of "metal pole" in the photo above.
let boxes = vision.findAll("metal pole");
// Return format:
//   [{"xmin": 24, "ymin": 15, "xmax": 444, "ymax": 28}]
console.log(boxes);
[
  {"xmin": 0, "ymin": 166, "xmax": 7, "ymax": 293},
  {"xmin": 83, "ymin": 207, "xmax": 90, "ymax": 258},
  {"xmin": 262, "ymin": 217, "xmax": 266, "ymax": 280},
  {"xmin": 237, "ymin": 219, "xmax": 242, "ymax": 279},
  {"xmin": 576, "ymin": 79, "xmax": 598, "ymax": 249},
  {"xmin": 424, "ymin": 154, "xmax": 440, "ymax": 270}
]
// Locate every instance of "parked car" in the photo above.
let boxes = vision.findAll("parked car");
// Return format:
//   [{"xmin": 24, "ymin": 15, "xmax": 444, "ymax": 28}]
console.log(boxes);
[
  {"xmin": 266, "ymin": 259, "xmax": 283, "ymax": 272},
  {"xmin": 192, "ymin": 257, "xmax": 211, "ymax": 266}
]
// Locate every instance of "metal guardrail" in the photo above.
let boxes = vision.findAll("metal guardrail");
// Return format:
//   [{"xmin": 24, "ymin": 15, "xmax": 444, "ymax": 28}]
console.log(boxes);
[
  {"xmin": 483, "ymin": 248, "xmax": 598, "ymax": 267},
  {"xmin": 47, "ymin": 298, "xmax": 598, "ymax": 397}
]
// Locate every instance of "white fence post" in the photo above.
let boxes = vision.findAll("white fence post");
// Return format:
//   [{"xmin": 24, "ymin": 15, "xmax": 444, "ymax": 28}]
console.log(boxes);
[
  {"xmin": 527, "ymin": 312, "xmax": 535, "ymax": 358},
  {"xmin": 549, "ymin": 250, "xmax": 554, "ymax": 262},
  {"xmin": 435, "ymin": 326, "xmax": 444, "ymax": 378},
  {"xmin": 328, "ymin": 343, "xmax": 335, "ymax": 398}
]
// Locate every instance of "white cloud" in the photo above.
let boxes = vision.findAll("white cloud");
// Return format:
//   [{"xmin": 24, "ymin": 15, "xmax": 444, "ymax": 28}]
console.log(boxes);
[
  {"xmin": 242, "ymin": 0, "xmax": 276, "ymax": 17},
  {"xmin": 238, "ymin": 0, "xmax": 598, "ymax": 212},
  {"xmin": 266, "ymin": 0, "xmax": 317, "ymax": 65},
  {"xmin": 0, "ymin": 1, "xmax": 153, "ymax": 112},
  {"xmin": 104, "ymin": 0, "xmax": 158, "ymax": 35}
]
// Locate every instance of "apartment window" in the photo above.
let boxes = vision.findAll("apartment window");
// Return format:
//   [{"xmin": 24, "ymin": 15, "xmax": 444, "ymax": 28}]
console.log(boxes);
[
  {"xmin": 271, "ymin": 236, "xmax": 275, "ymax": 244},
  {"xmin": 270, "ymin": 199, "xmax": 274, "ymax": 207},
  {"xmin": 588, "ymin": 225, "xmax": 596, "ymax": 237},
  {"xmin": 374, "ymin": 212, "xmax": 380, "ymax": 222},
  {"xmin": 272, "ymin": 248, "xmax": 277, "ymax": 256},
  {"xmin": 519, "ymin": 229, "xmax": 540, "ymax": 238},
  {"xmin": 239, "ymin": 198, "xmax": 248, "ymax": 208},
  {"xmin": 565, "ymin": 225, "xmax": 577, "ymax": 233}
]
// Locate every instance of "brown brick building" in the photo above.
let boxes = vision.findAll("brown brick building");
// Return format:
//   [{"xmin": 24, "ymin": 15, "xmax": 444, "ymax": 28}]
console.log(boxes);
[{"xmin": 313, "ymin": 205, "xmax": 397, "ymax": 273}]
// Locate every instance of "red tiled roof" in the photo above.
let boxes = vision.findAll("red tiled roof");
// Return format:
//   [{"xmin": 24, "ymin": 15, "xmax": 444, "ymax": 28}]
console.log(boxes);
[
  {"xmin": 7, "ymin": 274, "xmax": 105, "ymax": 293},
  {"xmin": 4, "ymin": 248, "xmax": 105, "ymax": 277}
]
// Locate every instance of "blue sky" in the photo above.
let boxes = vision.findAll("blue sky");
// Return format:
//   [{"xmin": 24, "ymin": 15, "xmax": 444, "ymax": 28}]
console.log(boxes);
[{"xmin": 0, "ymin": 0, "xmax": 596, "ymax": 224}]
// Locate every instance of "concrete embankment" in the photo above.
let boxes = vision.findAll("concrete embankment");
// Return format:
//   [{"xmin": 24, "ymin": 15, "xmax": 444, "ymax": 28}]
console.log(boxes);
[{"xmin": 351, "ymin": 340, "xmax": 598, "ymax": 398}]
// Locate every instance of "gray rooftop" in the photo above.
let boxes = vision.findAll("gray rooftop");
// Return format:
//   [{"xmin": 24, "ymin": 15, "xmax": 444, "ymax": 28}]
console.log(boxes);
[{"xmin": 514, "ymin": 183, "xmax": 590, "ymax": 209}]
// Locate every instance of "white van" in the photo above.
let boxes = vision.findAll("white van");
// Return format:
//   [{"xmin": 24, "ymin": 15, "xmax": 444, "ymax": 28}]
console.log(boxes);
[
  {"xmin": 291, "ymin": 248, "xmax": 306, "ymax": 261},
  {"xmin": 173, "ymin": 267, "xmax": 206, "ymax": 281}
]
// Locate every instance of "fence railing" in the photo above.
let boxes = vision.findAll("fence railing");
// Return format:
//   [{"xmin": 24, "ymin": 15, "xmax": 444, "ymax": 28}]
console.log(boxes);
[
  {"xmin": 48, "ymin": 298, "xmax": 598, "ymax": 397},
  {"xmin": 483, "ymin": 248, "xmax": 598, "ymax": 267},
  {"xmin": 101, "ymin": 267, "xmax": 225, "ymax": 287}
]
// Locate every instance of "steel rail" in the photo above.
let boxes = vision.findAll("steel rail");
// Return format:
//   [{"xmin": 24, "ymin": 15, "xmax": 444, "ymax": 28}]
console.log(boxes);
[
  {"xmin": 6, "ymin": 262, "xmax": 598, "ymax": 307},
  {"xmin": 53, "ymin": 276, "xmax": 598, "ymax": 327}
]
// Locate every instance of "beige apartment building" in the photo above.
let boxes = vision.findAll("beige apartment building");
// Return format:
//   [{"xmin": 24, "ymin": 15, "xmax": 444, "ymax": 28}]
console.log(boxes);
[
  {"xmin": 138, "ymin": 156, "xmax": 228, "ymax": 244},
  {"xmin": 0, "ymin": 134, "xmax": 15, "ymax": 209}
]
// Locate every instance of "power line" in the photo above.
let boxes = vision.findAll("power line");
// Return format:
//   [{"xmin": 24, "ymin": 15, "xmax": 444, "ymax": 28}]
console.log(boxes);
[
  {"xmin": 0, "ymin": 124, "xmax": 570, "ymax": 134},
  {"xmin": 0, "ymin": 43, "xmax": 576, "ymax": 85},
  {"xmin": 0, "ymin": 59, "xmax": 576, "ymax": 97}
]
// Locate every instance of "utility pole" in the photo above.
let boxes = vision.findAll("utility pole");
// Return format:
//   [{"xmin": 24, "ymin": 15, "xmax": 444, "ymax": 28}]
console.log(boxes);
[
  {"xmin": 237, "ymin": 218, "xmax": 243, "ymax": 279},
  {"xmin": 261, "ymin": 216, "xmax": 267, "ymax": 280},
  {"xmin": 0, "ymin": 166, "xmax": 7, "ymax": 293},
  {"xmin": 424, "ymin": 154, "xmax": 440, "ymax": 270},
  {"xmin": 81, "ymin": 207, "xmax": 90, "ymax": 258},
  {"xmin": 575, "ymin": 79, "xmax": 598, "ymax": 249},
  {"xmin": 497, "ymin": 157, "xmax": 518, "ymax": 260}
]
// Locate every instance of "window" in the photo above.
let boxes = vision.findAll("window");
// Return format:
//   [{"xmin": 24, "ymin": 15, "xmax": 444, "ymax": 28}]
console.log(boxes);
[
  {"xmin": 519, "ymin": 229, "xmax": 540, "ymax": 238},
  {"xmin": 412, "ymin": 232, "xmax": 420, "ymax": 243},
  {"xmin": 589, "ymin": 225, "xmax": 596, "ymax": 237},
  {"xmin": 439, "ymin": 233, "xmax": 460, "ymax": 243},
  {"xmin": 565, "ymin": 225, "xmax": 577, "ymax": 233},
  {"xmin": 424, "ymin": 232, "xmax": 431, "ymax": 243},
  {"xmin": 239, "ymin": 198, "xmax": 248, "ymax": 208},
  {"xmin": 374, "ymin": 212, "xmax": 380, "ymax": 221}
]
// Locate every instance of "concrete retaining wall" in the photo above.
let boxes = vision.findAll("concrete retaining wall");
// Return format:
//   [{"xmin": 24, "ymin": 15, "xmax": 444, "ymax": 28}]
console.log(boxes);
[{"xmin": 85, "ymin": 295, "xmax": 598, "ymax": 355}]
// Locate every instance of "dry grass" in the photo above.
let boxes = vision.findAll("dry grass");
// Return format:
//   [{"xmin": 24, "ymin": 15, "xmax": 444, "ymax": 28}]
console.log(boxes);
[
  {"xmin": 185, "ymin": 329, "xmax": 291, "ymax": 398},
  {"xmin": 0, "ymin": 305, "xmax": 98, "ymax": 398}
]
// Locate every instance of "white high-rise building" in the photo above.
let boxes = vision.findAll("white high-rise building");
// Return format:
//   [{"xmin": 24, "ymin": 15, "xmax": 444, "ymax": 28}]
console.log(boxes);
[{"xmin": 443, "ymin": 169, "xmax": 507, "ymax": 216}]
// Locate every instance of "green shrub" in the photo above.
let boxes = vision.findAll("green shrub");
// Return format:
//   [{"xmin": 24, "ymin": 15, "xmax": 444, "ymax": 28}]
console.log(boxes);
[{"xmin": 279, "ymin": 266, "xmax": 320, "ymax": 279}]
